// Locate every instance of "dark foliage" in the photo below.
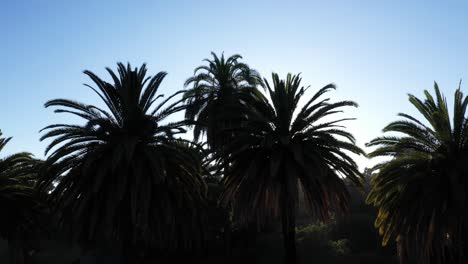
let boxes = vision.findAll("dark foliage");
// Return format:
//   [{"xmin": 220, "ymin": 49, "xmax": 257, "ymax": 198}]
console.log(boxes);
[
  {"xmin": 218, "ymin": 73, "xmax": 364, "ymax": 263},
  {"xmin": 367, "ymin": 83, "xmax": 468, "ymax": 263},
  {"xmin": 39, "ymin": 63, "xmax": 207, "ymax": 254}
]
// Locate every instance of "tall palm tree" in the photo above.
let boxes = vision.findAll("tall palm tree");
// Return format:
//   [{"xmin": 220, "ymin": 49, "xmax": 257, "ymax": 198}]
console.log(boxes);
[
  {"xmin": 0, "ymin": 131, "xmax": 43, "ymax": 264},
  {"xmin": 39, "ymin": 63, "xmax": 207, "ymax": 260},
  {"xmin": 218, "ymin": 73, "xmax": 364, "ymax": 263},
  {"xmin": 366, "ymin": 83, "xmax": 468, "ymax": 263},
  {"xmin": 183, "ymin": 52, "xmax": 263, "ymax": 254},
  {"xmin": 183, "ymin": 52, "xmax": 263, "ymax": 149}
]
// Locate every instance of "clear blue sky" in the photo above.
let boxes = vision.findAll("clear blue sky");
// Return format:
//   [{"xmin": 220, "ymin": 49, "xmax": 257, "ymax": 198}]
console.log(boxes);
[{"xmin": 2, "ymin": 0, "xmax": 468, "ymax": 169}]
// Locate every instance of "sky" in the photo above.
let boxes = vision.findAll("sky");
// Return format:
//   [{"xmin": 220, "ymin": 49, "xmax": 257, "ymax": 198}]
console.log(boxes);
[{"xmin": 2, "ymin": 0, "xmax": 468, "ymax": 169}]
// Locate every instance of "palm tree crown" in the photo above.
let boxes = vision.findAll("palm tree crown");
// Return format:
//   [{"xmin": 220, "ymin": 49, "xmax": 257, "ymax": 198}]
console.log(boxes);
[
  {"xmin": 0, "ymin": 131, "xmax": 44, "ymax": 264},
  {"xmin": 367, "ymin": 83, "xmax": 468, "ymax": 263},
  {"xmin": 183, "ymin": 52, "xmax": 263, "ymax": 148},
  {"xmin": 40, "ymin": 63, "xmax": 206, "ymax": 251},
  {"xmin": 0, "ymin": 131, "xmax": 41, "ymax": 240}
]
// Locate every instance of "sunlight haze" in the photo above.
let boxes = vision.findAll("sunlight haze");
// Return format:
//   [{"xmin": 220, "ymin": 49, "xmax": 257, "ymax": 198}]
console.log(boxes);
[{"xmin": 3, "ymin": 0, "xmax": 468, "ymax": 170}]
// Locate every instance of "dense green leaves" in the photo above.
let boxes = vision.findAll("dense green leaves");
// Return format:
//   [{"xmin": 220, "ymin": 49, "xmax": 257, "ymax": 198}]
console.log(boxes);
[
  {"xmin": 367, "ymin": 83, "xmax": 468, "ymax": 263},
  {"xmin": 39, "ymin": 63, "xmax": 207, "ymax": 251}
]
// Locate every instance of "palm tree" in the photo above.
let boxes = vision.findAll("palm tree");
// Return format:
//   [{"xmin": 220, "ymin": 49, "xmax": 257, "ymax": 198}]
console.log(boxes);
[
  {"xmin": 0, "ymin": 131, "xmax": 42, "ymax": 264},
  {"xmin": 366, "ymin": 83, "xmax": 468, "ymax": 263},
  {"xmin": 218, "ymin": 73, "xmax": 364, "ymax": 263},
  {"xmin": 183, "ymin": 52, "xmax": 263, "ymax": 254},
  {"xmin": 183, "ymin": 52, "xmax": 263, "ymax": 149},
  {"xmin": 39, "ymin": 63, "xmax": 207, "ymax": 261}
]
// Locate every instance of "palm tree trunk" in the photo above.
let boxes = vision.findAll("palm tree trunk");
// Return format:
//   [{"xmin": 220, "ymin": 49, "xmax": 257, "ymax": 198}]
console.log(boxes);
[
  {"xmin": 223, "ymin": 162, "xmax": 232, "ymax": 257},
  {"xmin": 122, "ymin": 239, "xmax": 137, "ymax": 264},
  {"xmin": 8, "ymin": 236, "xmax": 25, "ymax": 264},
  {"xmin": 247, "ymin": 221, "xmax": 257, "ymax": 249},
  {"xmin": 224, "ymin": 221, "xmax": 232, "ymax": 256},
  {"xmin": 462, "ymin": 228, "xmax": 468, "ymax": 264},
  {"xmin": 281, "ymin": 198, "xmax": 297, "ymax": 264},
  {"xmin": 397, "ymin": 237, "xmax": 407, "ymax": 264}
]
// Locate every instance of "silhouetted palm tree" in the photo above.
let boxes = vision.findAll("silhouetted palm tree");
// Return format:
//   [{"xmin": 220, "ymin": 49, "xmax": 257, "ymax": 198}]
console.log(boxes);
[
  {"xmin": 0, "ymin": 131, "xmax": 42, "ymax": 264},
  {"xmin": 183, "ymin": 52, "xmax": 263, "ymax": 254},
  {"xmin": 219, "ymin": 73, "xmax": 364, "ymax": 264},
  {"xmin": 366, "ymin": 83, "xmax": 468, "ymax": 264},
  {"xmin": 39, "ymin": 63, "xmax": 206, "ymax": 260},
  {"xmin": 183, "ymin": 52, "xmax": 263, "ymax": 149}
]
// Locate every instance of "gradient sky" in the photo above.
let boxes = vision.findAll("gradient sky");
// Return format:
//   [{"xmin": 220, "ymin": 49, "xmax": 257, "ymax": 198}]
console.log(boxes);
[{"xmin": 2, "ymin": 0, "xmax": 468, "ymax": 169}]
